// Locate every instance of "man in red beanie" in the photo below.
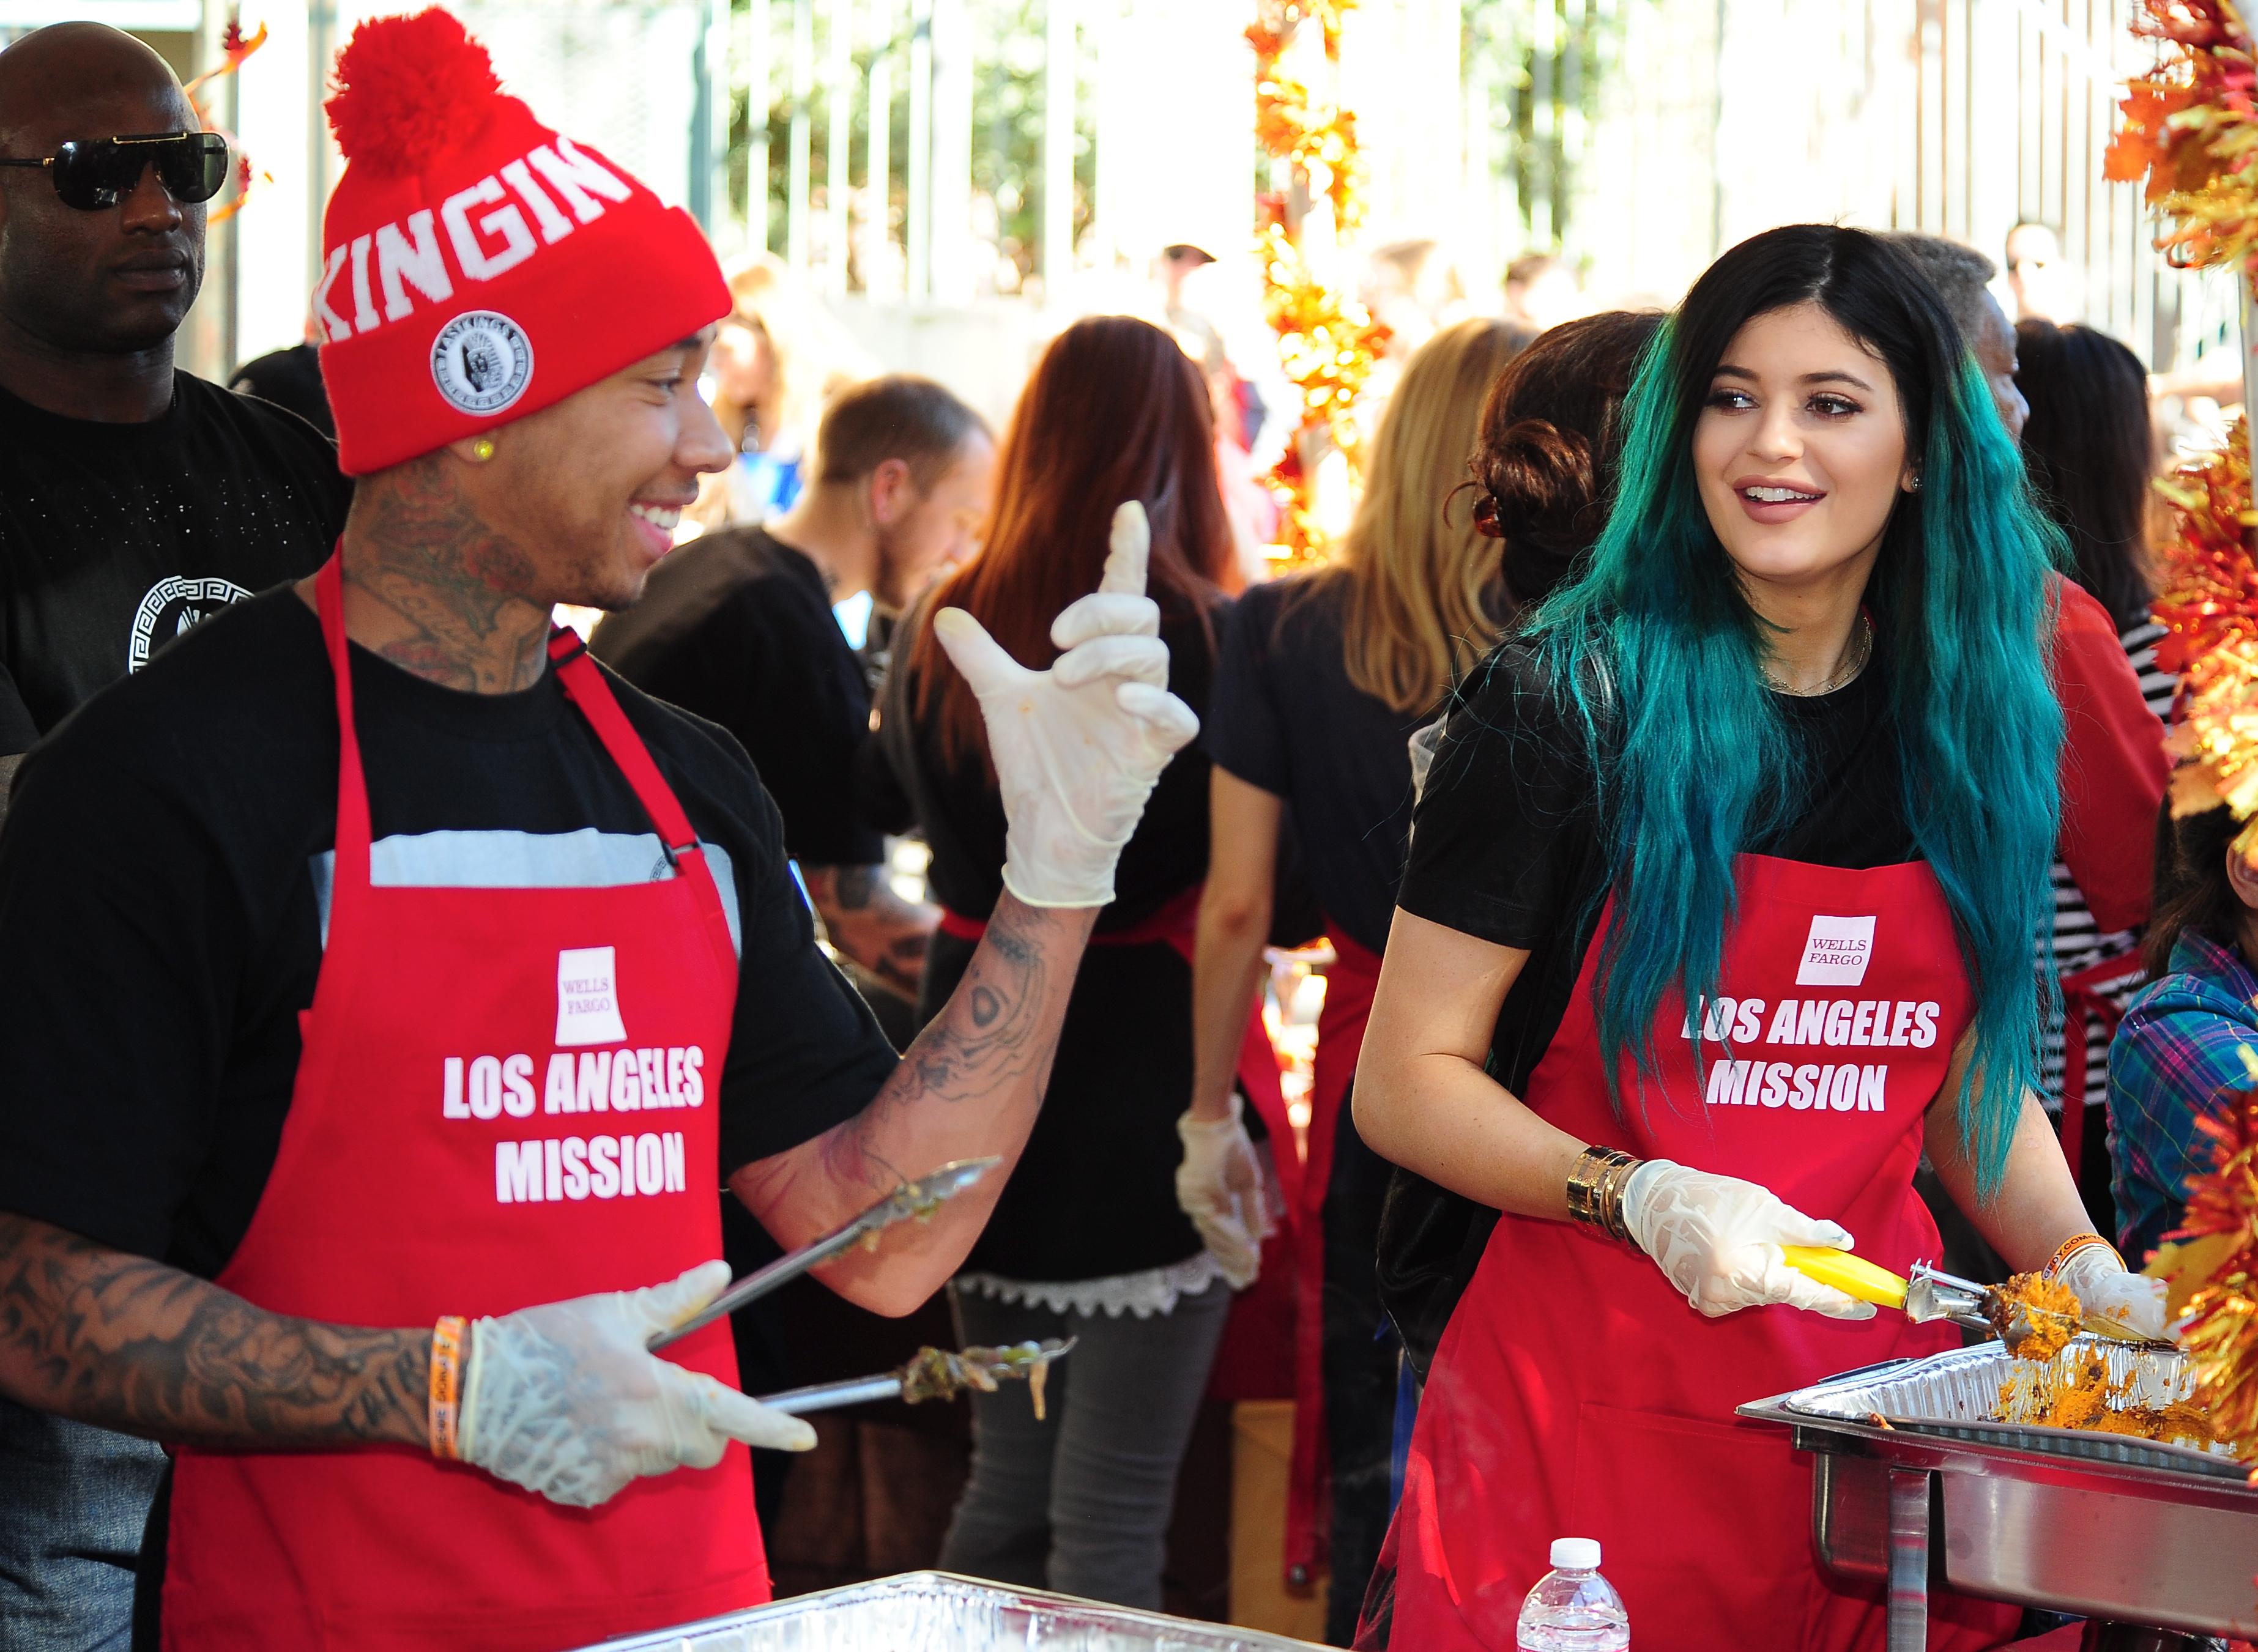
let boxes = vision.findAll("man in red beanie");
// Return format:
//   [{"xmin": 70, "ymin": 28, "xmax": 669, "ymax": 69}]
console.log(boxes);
[{"xmin": 0, "ymin": 12, "xmax": 1197, "ymax": 1649}]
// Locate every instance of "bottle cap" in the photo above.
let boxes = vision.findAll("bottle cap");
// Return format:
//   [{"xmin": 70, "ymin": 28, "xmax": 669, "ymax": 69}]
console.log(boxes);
[{"xmin": 1550, "ymin": 1537, "xmax": 1601, "ymax": 1571}]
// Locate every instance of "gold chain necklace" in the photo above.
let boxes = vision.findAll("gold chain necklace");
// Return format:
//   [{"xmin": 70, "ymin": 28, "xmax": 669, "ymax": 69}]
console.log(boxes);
[{"xmin": 1762, "ymin": 612, "xmax": 1873, "ymax": 697}]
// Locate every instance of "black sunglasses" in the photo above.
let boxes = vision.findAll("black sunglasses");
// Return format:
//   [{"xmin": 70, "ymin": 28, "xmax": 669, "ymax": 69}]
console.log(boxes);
[{"xmin": 0, "ymin": 132, "xmax": 229, "ymax": 211}]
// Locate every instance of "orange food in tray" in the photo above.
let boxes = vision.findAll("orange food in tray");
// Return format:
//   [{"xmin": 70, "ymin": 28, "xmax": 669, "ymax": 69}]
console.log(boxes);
[
  {"xmin": 1988, "ymin": 1270, "xmax": 2084, "ymax": 1362},
  {"xmin": 1996, "ymin": 1349, "xmax": 2214, "ymax": 1446}
]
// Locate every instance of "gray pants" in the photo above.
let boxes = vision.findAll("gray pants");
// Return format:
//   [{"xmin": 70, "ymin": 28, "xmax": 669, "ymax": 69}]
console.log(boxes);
[
  {"xmin": 938, "ymin": 1278, "xmax": 1230, "ymax": 1610},
  {"xmin": 0, "ymin": 1399, "xmax": 165, "ymax": 1652}
]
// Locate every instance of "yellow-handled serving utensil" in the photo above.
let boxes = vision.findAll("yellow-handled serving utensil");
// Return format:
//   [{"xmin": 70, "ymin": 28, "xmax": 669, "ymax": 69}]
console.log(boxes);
[{"xmin": 1778, "ymin": 1246, "xmax": 2165, "ymax": 1351}]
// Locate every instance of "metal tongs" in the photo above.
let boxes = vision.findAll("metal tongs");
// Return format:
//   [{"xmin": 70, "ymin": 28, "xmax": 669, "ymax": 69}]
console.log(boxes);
[
  {"xmin": 648, "ymin": 1157, "xmax": 1001, "ymax": 1351},
  {"xmin": 1780, "ymin": 1247, "xmax": 2174, "ymax": 1352},
  {"xmin": 754, "ymin": 1337, "xmax": 1075, "ymax": 1416}
]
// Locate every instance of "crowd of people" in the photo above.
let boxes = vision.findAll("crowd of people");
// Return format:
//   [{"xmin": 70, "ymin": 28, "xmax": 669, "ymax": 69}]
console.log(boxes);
[{"xmin": 0, "ymin": 13, "xmax": 2244, "ymax": 1652}]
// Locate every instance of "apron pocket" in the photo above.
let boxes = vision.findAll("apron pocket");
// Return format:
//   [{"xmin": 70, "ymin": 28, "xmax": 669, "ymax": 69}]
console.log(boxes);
[{"xmin": 1566, "ymin": 1402, "xmax": 1818, "ymax": 1650}]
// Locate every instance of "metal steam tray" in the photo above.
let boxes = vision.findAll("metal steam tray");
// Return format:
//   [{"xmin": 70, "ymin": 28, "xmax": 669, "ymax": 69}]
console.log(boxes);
[
  {"xmin": 1740, "ymin": 1337, "xmax": 2258, "ymax": 1646},
  {"xmin": 1773, "ymin": 1337, "xmax": 2243, "ymax": 1480},
  {"xmin": 572, "ymin": 1570, "xmax": 1326, "ymax": 1651}
]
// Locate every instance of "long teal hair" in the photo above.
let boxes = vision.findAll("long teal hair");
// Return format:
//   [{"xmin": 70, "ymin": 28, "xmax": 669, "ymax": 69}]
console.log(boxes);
[{"xmin": 1529, "ymin": 224, "xmax": 2064, "ymax": 1198}]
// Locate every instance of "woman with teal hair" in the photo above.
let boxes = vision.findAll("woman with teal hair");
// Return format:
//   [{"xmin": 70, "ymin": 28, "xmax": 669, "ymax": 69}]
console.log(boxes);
[{"xmin": 1351, "ymin": 224, "xmax": 2166, "ymax": 1651}]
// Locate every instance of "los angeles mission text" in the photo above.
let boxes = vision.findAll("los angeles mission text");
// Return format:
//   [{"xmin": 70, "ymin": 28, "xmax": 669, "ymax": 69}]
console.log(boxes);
[
  {"xmin": 1684, "ymin": 996, "xmax": 1944, "ymax": 1113},
  {"xmin": 444, "ymin": 1046, "xmax": 706, "ymax": 1204}
]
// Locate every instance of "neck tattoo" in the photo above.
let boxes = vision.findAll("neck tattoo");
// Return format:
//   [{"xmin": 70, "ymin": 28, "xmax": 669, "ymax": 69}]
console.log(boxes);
[{"xmin": 336, "ymin": 457, "xmax": 553, "ymax": 694}]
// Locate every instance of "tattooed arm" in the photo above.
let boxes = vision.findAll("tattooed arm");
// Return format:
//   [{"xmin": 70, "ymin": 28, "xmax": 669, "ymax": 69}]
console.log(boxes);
[
  {"xmin": 802, "ymin": 862, "xmax": 938, "ymax": 998},
  {"xmin": 729, "ymin": 892, "xmax": 1094, "ymax": 1316},
  {"xmin": 0, "ymin": 1211, "xmax": 428, "ymax": 1448}
]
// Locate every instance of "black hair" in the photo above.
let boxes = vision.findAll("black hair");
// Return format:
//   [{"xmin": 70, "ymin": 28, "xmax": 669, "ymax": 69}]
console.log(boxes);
[
  {"xmin": 2147, "ymin": 803, "xmax": 2248, "ymax": 976},
  {"xmin": 2013, "ymin": 320, "xmax": 2158, "ymax": 632}
]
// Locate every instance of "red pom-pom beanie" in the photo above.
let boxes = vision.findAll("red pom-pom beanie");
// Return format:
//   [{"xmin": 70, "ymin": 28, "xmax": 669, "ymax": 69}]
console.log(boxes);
[{"xmin": 316, "ymin": 9, "xmax": 730, "ymax": 475}]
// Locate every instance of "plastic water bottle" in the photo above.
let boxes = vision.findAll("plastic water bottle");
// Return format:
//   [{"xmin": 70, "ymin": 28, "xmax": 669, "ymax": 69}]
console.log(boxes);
[{"xmin": 1515, "ymin": 1537, "xmax": 1629, "ymax": 1650}]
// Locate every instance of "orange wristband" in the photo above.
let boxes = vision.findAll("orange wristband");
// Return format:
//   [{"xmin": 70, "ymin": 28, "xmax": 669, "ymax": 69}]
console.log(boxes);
[
  {"xmin": 2044, "ymin": 1232, "xmax": 2122, "ymax": 1280},
  {"xmin": 429, "ymin": 1316, "xmax": 467, "ymax": 1461}
]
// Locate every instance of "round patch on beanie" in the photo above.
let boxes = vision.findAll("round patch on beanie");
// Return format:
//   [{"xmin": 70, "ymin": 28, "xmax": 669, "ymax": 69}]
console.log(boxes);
[{"xmin": 431, "ymin": 310, "xmax": 534, "ymax": 416}]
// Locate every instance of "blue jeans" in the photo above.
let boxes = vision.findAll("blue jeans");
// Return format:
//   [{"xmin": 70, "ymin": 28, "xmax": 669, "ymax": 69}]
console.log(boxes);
[{"xmin": 0, "ymin": 1399, "xmax": 166, "ymax": 1652}]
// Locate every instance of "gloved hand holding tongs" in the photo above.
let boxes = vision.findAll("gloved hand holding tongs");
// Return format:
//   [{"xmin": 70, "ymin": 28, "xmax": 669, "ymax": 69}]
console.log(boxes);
[{"xmin": 1781, "ymin": 1243, "xmax": 2171, "ymax": 1350}]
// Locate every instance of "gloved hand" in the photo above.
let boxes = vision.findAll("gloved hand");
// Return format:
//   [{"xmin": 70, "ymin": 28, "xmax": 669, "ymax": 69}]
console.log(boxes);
[
  {"xmin": 2056, "ymin": 1241, "xmax": 2168, "ymax": 1342},
  {"xmin": 1621, "ymin": 1158, "xmax": 1874, "ymax": 1320},
  {"xmin": 457, "ymin": 1260, "xmax": 816, "ymax": 1508},
  {"xmin": 1176, "ymin": 1094, "xmax": 1271, "ymax": 1289},
  {"xmin": 933, "ymin": 502, "xmax": 1201, "ymax": 908}
]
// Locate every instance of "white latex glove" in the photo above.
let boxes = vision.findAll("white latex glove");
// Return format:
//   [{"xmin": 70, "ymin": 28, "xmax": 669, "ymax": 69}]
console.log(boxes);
[
  {"xmin": 2056, "ymin": 1243, "xmax": 2168, "ymax": 1342},
  {"xmin": 458, "ymin": 1260, "xmax": 816, "ymax": 1509},
  {"xmin": 1176, "ymin": 1093, "xmax": 1272, "ymax": 1289},
  {"xmin": 932, "ymin": 502, "xmax": 1201, "ymax": 908},
  {"xmin": 1621, "ymin": 1158, "xmax": 1875, "ymax": 1320}
]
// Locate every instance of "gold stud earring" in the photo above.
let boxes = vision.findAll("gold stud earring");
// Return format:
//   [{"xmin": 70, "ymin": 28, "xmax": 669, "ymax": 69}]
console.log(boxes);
[{"xmin": 469, "ymin": 437, "xmax": 496, "ymax": 462}]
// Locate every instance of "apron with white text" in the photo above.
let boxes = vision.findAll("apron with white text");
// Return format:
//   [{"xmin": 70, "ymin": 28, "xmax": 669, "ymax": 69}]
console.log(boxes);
[
  {"xmin": 163, "ymin": 557, "xmax": 766, "ymax": 1650},
  {"xmin": 1380, "ymin": 853, "xmax": 2021, "ymax": 1651}
]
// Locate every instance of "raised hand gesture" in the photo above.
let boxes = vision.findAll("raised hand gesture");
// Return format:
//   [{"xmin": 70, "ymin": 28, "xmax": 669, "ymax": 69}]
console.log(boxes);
[{"xmin": 932, "ymin": 502, "xmax": 1200, "ymax": 908}]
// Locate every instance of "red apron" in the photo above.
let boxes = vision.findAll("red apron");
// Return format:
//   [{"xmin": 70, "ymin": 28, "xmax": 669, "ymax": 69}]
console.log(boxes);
[
  {"xmin": 1283, "ymin": 927, "xmax": 1384, "ymax": 1584},
  {"xmin": 163, "ymin": 558, "xmax": 767, "ymax": 1650},
  {"xmin": 1384, "ymin": 853, "xmax": 2021, "ymax": 1651}
]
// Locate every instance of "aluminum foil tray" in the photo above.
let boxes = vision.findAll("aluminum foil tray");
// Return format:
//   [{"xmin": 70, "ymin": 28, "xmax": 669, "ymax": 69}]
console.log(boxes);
[
  {"xmin": 1777, "ymin": 1336, "xmax": 2245, "ymax": 1481},
  {"xmin": 571, "ymin": 1571, "xmax": 1324, "ymax": 1651}
]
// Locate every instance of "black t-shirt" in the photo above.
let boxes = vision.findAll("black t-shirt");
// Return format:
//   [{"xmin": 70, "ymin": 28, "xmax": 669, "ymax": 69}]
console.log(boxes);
[
  {"xmin": 0, "ymin": 372, "xmax": 351, "ymax": 754},
  {"xmin": 589, "ymin": 527, "xmax": 885, "ymax": 869},
  {"xmin": 873, "ymin": 604, "xmax": 1224, "ymax": 1281},
  {"xmin": 1381, "ymin": 638, "xmax": 1915, "ymax": 1371},
  {"xmin": 1206, "ymin": 574, "xmax": 1441, "ymax": 958},
  {"xmin": 0, "ymin": 591, "xmax": 897, "ymax": 1280}
]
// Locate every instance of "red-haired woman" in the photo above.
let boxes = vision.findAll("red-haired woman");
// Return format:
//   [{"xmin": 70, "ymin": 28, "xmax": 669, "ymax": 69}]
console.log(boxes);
[{"xmin": 876, "ymin": 316, "xmax": 1270, "ymax": 1607}]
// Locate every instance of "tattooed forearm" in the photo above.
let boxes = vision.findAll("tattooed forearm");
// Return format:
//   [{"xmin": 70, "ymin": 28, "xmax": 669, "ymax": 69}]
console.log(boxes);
[
  {"xmin": 0, "ymin": 1213, "xmax": 429, "ymax": 1450},
  {"xmin": 329, "ymin": 455, "xmax": 553, "ymax": 694},
  {"xmin": 804, "ymin": 862, "xmax": 938, "ymax": 995},
  {"xmin": 729, "ymin": 895, "xmax": 1094, "ymax": 1313}
]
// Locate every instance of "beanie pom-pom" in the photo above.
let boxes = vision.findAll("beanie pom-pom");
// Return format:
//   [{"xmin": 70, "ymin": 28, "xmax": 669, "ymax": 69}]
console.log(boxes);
[{"xmin": 327, "ymin": 9, "xmax": 502, "ymax": 174}]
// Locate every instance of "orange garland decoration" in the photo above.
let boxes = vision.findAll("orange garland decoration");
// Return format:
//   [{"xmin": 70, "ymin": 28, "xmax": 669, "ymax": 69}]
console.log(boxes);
[
  {"xmin": 2152, "ymin": 420, "xmax": 2258, "ymax": 833},
  {"xmin": 2114, "ymin": 1, "xmax": 2258, "ymax": 1500},
  {"xmin": 2167, "ymin": 1082, "xmax": 2258, "ymax": 1472},
  {"xmin": 1249, "ymin": 1, "xmax": 1387, "ymax": 569},
  {"xmin": 184, "ymin": 14, "xmax": 270, "ymax": 225},
  {"xmin": 2105, "ymin": 1, "xmax": 2258, "ymax": 275}
]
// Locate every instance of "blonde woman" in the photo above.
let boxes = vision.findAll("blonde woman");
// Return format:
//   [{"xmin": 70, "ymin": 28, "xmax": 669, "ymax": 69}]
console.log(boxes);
[
  {"xmin": 691, "ymin": 254, "xmax": 876, "ymax": 532},
  {"xmin": 1179, "ymin": 317, "xmax": 1525, "ymax": 1643}
]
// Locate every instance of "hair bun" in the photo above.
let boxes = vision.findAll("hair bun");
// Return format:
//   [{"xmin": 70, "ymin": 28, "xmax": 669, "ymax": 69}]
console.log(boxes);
[{"xmin": 1474, "ymin": 416, "xmax": 1596, "ymax": 549}]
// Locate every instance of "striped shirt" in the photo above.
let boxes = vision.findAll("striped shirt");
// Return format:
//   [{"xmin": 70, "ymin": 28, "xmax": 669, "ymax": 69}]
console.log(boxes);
[{"xmin": 2041, "ymin": 618, "xmax": 2178, "ymax": 1117}]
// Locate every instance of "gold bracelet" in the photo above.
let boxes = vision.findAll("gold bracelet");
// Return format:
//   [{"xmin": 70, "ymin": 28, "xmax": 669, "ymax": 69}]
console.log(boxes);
[
  {"xmin": 1596, "ymin": 1152, "xmax": 1643, "ymax": 1243},
  {"xmin": 429, "ymin": 1315, "xmax": 468, "ymax": 1461},
  {"xmin": 1567, "ymin": 1146, "xmax": 1638, "ymax": 1238},
  {"xmin": 2044, "ymin": 1232, "xmax": 2122, "ymax": 1280}
]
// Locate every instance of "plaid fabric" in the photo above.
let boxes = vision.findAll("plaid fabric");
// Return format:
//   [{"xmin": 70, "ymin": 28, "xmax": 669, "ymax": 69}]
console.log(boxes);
[{"xmin": 2106, "ymin": 929, "xmax": 2258, "ymax": 1263}]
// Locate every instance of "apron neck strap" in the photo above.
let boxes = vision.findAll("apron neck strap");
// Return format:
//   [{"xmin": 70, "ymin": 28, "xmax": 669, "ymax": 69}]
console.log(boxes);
[
  {"xmin": 315, "ymin": 552, "xmax": 373, "ymax": 890},
  {"xmin": 544, "ymin": 629, "xmax": 702, "ymax": 869},
  {"xmin": 316, "ymin": 558, "xmax": 727, "ymax": 946}
]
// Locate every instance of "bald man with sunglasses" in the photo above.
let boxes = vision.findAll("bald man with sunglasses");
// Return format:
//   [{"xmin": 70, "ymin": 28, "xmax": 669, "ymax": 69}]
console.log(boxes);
[
  {"xmin": 0, "ymin": 24, "xmax": 346, "ymax": 1651},
  {"xmin": 0, "ymin": 24, "xmax": 349, "ymax": 817}
]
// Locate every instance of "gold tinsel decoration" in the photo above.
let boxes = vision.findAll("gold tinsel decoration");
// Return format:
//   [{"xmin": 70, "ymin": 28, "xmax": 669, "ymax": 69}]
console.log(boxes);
[
  {"xmin": 1249, "ymin": 1, "xmax": 1387, "ymax": 569},
  {"xmin": 2168, "ymin": 1083, "xmax": 2258, "ymax": 1472},
  {"xmin": 2114, "ymin": 2, "xmax": 2258, "ymax": 1491},
  {"xmin": 2152, "ymin": 420, "xmax": 2258, "ymax": 846},
  {"xmin": 2104, "ymin": 1, "xmax": 2258, "ymax": 276}
]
